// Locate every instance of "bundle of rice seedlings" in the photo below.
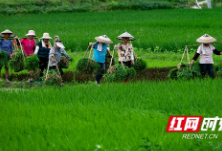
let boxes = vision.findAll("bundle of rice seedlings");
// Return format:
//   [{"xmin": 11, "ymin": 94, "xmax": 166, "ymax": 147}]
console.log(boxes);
[
  {"xmin": 76, "ymin": 58, "xmax": 101, "ymax": 74},
  {"xmin": 115, "ymin": 64, "xmax": 128, "ymax": 81},
  {"xmin": 25, "ymin": 54, "xmax": 39, "ymax": 71},
  {"xmin": 134, "ymin": 58, "xmax": 146, "ymax": 72},
  {"xmin": 60, "ymin": 56, "xmax": 69, "ymax": 68},
  {"xmin": 168, "ymin": 68, "xmax": 178, "ymax": 80},
  {"xmin": 0, "ymin": 51, "xmax": 8, "ymax": 67},
  {"xmin": 177, "ymin": 67, "xmax": 194, "ymax": 80},
  {"xmin": 104, "ymin": 73, "xmax": 116, "ymax": 82},
  {"xmin": 127, "ymin": 67, "xmax": 137, "ymax": 79},
  {"xmin": 29, "ymin": 69, "xmax": 40, "ymax": 79},
  {"xmin": 107, "ymin": 66, "xmax": 115, "ymax": 74},
  {"xmin": 169, "ymin": 63, "xmax": 201, "ymax": 80},
  {"xmin": 215, "ymin": 63, "xmax": 222, "ymax": 77},
  {"xmin": 10, "ymin": 52, "xmax": 17, "ymax": 60},
  {"xmin": 45, "ymin": 69, "xmax": 62, "ymax": 86},
  {"xmin": 9, "ymin": 49, "xmax": 25, "ymax": 72}
]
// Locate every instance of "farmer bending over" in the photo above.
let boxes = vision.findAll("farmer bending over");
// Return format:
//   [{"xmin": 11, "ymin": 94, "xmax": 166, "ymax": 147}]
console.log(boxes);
[{"xmin": 49, "ymin": 38, "xmax": 69, "ymax": 76}]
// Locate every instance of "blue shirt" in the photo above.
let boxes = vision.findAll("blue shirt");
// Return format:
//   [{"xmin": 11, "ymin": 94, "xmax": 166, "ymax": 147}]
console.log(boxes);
[
  {"xmin": 92, "ymin": 43, "xmax": 107, "ymax": 63},
  {"xmin": 0, "ymin": 39, "xmax": 13, "ymax": 56}
]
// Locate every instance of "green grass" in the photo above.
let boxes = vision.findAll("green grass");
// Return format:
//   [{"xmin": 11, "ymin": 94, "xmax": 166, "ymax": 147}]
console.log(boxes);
[
  {"xmin": 1, "ymin": 79, "xmax": 222, "ymax": 150},
  {"xmin": 1, "ymin": 9, "xmax": 222, "ymax": 51}
]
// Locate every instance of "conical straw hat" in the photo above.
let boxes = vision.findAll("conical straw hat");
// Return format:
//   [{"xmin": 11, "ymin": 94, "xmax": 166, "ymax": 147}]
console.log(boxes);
[
  {"xmin": 40, "ymin": 33, "xmax": 52, "ymax": 39},
  {"xmin": 95, "ymin": 35, "xmax": 113, "ymax": 44},
  {"xmin": 196, "ymin": 34, "xmax": 216, "ymax": 44},
  {"xmin": 0, "ymin": 29, "xmax": 16, "ymax": 38},
  {"xmin": 117, "ymin": 32, "xmax": 135, "ymax": 41}
]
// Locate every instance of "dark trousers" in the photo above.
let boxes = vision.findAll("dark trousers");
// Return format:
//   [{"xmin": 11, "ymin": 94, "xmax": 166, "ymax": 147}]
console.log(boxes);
[
  {"xmin": 200, "ymin": 64, "xmax": 214, "ymax": 78},
  {"xmin": 39, "ymin": 57, "xmax": 49, "ymax": 77},
  {"xmin": 119, "ymin": 61, "xmax": 131, "ymax": 68},
  {"xmin": 49, "ymin": 63, "xmax": 64, "ymax": 76},
  {"xmin": 95, "ymin": 63, "xmax": 105, "ymax": 84}
]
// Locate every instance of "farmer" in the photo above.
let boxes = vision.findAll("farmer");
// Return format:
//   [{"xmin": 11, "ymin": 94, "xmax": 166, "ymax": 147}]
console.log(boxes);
[
  {"xmin": 0, "ymin": 29, "xmax": 16, "ymax": 81},
  {"xmin": 49, "ymin": 38, "xmax": 70, "ymax": 76},
  {"xmin": 114, "ymin": 32, "xmax": 135, "ymax": 68},
  {"xmin": 190, "ymin": 34, "xmax": 222, "ymax": 78},
  {"xmin": 89, "ymin": 35, "xmax": 113, "ymax": 85},
  {"xmin": 34, "ymin": 33, "xmax": 52, "ymax": 78},
  {"xmin": 15, "ymin": 30, "xmax": 36, "ymax": 56}
]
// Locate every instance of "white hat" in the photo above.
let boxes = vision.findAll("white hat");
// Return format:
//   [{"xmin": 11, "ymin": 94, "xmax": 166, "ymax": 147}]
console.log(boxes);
[
  {"xmin": 55, "ymin": 41, "xmax": 65, "ymax": 49},
  {"xmin": 117, "ymin": 32, "xmax": 135, "ymax": 41},
  {"xmin": 0, "ymin": 29, "xmax": 16, "ymax": 38},
  {"xmin": 95, "ymin": 35, "xmax": 113, "ymax": 44},
  {"xmin": 41, "ymin": 33, "xmax": 52, "ymax": 39},
  {"xmin": 26, "ymin": 30, "xmax": 36, "ymax": 37},
  {"xmin": 196, "ymin": 34, "xmax": 216, "ymax": 44}
]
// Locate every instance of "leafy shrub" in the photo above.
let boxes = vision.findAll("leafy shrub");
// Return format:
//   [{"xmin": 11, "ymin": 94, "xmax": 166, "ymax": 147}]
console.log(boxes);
[
  {"xmin": 134, "ymin": 59, "xmax": 147, "ymax": 72},
  {"xmin": 0, "ymin": 51, "xmax": 8, "ymax": 67},
  {"xmin": 76, "ymin": 58, "xmax": 101, "ymax": 74},
  {"xmin": 25, "ymin": 54, "xmax": 39, "ymax": 71},
  {"xmin": 9, "ymin": 50, "xmax": 25, "ymax": 72}
]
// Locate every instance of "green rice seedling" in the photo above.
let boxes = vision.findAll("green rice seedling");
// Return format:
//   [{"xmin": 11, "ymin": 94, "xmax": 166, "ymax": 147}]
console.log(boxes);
[
  {"xmin": 76, "ymin": 58, "xmax": 100, "ymax": 74},
  {"xmin": 134, "ymin": 58, "xmax": 147, "ymax": 72},
  {"xmin": 0, "ymin": 51, "xmax": 8, "ymax": 67},
  {"xmin": 9, "ymin": 49, "xmax": 25, "ymax": 72},
  {"xmin": 127, "ymin": 67, "xmax": 137, "ymax": 79},
  {"xmin": 25, "ymin": 54, "xmax": 39, "ymax": 71}
]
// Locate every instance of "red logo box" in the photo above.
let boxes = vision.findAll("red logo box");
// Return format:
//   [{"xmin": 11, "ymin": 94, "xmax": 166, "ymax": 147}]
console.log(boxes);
[{"xmin": 166, "ymin": 116, "xmax": 203, "ymax": 132}]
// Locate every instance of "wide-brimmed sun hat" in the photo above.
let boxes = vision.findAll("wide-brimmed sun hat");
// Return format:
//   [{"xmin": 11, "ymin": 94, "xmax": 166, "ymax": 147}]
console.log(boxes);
[
  {"xmin": 0, "ymin": 29, "xmax": 16, "ymax": 38},
  {"xmin": 55, "ymin": 40, "xmax": 65, "ymax": 49},
  {"xmin": 95, "ymin": 35, "xmax": 113, "ymax": 44},
  {"xmin": 41, "ymin": 33, "xmax": 52, "ymax": 39},
  {"xmin": 117, "ymin": 32, "xmax": 135, "ymax": 41},
  {"xmin": 196, "ymin": 34, "xmax": 216, "ymax": 44},
  {"xmin": 26, "ymin": 30, "xmax": 36, "ymax": 37}
]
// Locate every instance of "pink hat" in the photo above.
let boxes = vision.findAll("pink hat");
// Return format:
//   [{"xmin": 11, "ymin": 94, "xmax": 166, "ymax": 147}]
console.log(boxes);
[{"xmin": 26, "ymin": 30, "xmax": 36, "ymax": 37}]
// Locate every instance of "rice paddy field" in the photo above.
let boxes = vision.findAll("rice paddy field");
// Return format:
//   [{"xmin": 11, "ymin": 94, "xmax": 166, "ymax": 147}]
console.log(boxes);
[
  {"xmin": 1, "ymin": 8, "xmax": 222, "ymax": 151},
  {"xmin": 1, "ymin": 80, "xmax": 222, "ymax": 150}
]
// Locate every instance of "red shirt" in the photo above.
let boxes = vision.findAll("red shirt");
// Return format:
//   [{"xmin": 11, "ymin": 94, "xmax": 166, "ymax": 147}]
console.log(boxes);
[{"xmin": 21, "ymin": 38, "xmax": 35, "ymax": 56}]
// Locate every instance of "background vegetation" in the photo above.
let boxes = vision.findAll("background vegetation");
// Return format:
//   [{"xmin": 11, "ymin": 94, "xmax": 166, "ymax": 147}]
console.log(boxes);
[
  {"xmin": 0, "ymin": 0, "xmax": 221, "ymax": 15},
  {"xmin": 1, "ymin": 9, "xmax": 222, "ymax": 52}
]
